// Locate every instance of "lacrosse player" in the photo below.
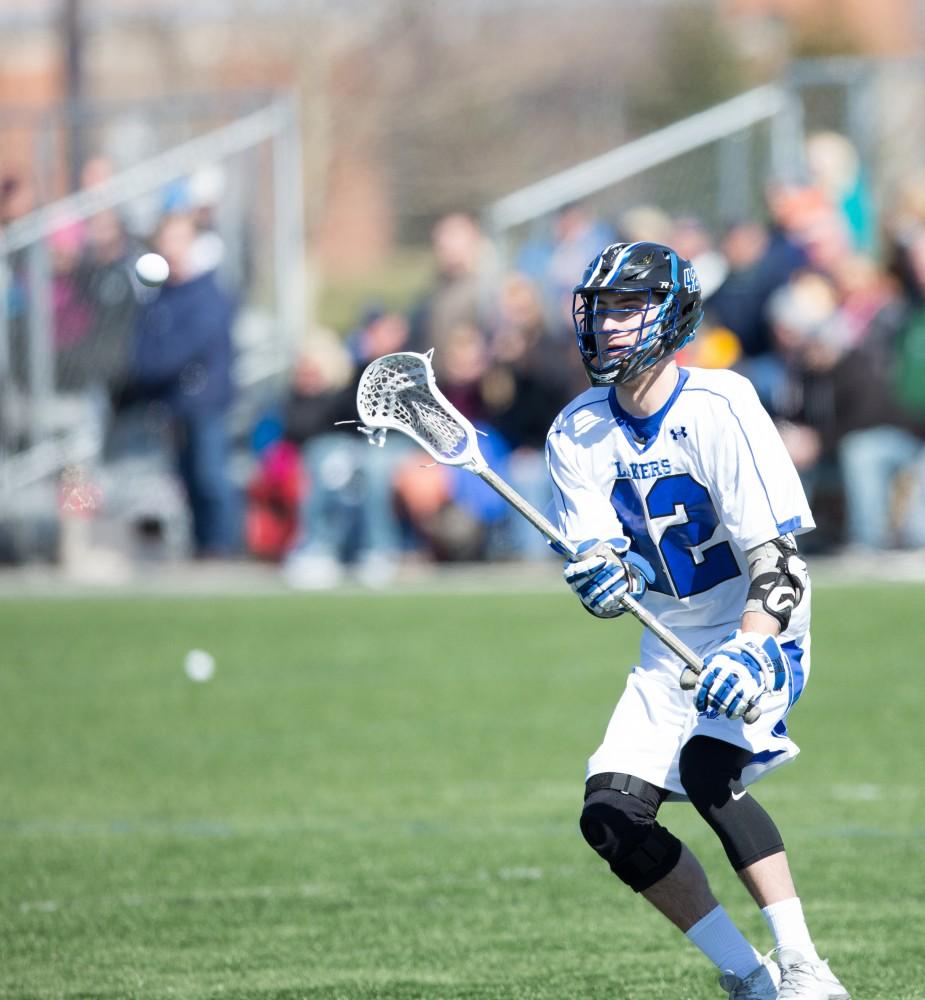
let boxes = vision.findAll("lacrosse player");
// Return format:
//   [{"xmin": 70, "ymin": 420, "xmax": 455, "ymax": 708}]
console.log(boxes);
[{"xmin": 547, "ymin": 241, "xmax": 850, "ymax": 1000}]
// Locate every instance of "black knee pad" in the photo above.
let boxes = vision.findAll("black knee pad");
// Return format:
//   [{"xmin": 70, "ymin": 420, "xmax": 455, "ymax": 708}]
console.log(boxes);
[
  {"xmin": 580, "ymin": 773, "xmax": 682, "ymax": 893},
  {"xmin": 679, "ymin": 735, "xmax": 785, "ymax": 870}
]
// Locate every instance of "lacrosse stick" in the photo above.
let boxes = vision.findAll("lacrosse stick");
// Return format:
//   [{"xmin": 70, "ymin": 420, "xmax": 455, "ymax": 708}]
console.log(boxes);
[{"xmin": 356, "ymin": 350, "xmax": 761, "ymax": 724}]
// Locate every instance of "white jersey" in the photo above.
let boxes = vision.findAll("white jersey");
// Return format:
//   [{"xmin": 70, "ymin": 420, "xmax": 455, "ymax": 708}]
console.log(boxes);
[{"xmin": 546, "ymin": 366, "xmax": 814, "ymax": 639}]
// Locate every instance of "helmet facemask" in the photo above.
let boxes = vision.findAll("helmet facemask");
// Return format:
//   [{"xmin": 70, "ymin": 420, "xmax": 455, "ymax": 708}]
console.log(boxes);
[{"xmin": 574, "ymin": 287, "xmax": 679, "ymax": 387}]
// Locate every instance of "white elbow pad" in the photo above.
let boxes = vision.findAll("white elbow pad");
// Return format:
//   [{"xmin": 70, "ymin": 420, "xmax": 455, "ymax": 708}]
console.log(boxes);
[{"xmin": 744, "ymin": 534, "xmax": 808, "ymax": 631}]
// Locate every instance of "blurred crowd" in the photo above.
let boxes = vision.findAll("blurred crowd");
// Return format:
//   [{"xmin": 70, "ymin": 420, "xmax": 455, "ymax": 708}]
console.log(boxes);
[
  {"xmin": 4, "ymin": 128, "xmax": 925, "ymax": 581},
  {"xmin": 693, "ymin": 131, "xmax": 925, "ymax": 555},
  {"xmin": 272, "ymin": 131, "xmax": 925, "ymax": 588}
]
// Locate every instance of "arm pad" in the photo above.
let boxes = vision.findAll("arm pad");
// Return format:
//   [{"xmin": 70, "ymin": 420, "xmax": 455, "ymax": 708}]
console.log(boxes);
[{"xmin": 744, "ymin": 534, "xmax": 808, "ymax": 631}]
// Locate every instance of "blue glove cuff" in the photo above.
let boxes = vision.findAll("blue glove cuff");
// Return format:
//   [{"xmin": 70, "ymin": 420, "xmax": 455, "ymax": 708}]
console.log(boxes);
[{"xmin": 622, "ymin": 551, "xmax": 655, "ymax": 598}]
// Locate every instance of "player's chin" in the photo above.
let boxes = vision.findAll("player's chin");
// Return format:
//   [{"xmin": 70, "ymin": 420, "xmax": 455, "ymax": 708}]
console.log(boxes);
[{"xmin": 590, "ymin": 349, "xmax": 631, "ymax": 374}]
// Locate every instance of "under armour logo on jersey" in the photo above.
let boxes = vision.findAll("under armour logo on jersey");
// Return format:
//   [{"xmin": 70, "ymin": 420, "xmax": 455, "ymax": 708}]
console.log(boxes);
[{"xmin": 670, "ymin": 427, "xmax": 688, "ymax": 440}]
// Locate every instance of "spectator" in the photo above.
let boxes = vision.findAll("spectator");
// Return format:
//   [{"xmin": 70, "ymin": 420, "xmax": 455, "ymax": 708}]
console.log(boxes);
[
  {"xmin": 1, "ymin": 171, "xmax": 35, "ymax": 398},
  {"xmin": 827, "ymin": 252, "xmax": 896, "ymax": 350},
  {"xmin": 516, "ymin": 202, "xmax": 616, "ymax": 327},
  {"xmin": 408, "ymin": 212, "xmax": 499, "ymax": 359},
  {"xmin": 280, "ymin": 331, "xmax": 356, "ymax": 586},
  {"xmin": 876, "ymin": 224, "xmax": 925, "ymax": 545},
  {"xmin": 710, "ymin": 206, "xmax": 808, "ymax": 410},
  {"xmin": 48, "ymin": 219, "xmax": 95, "ymax": 391},
  {"xmin": 186, "ymin": 164, "xmax": 228, "ymax": 279},
  {"xmin": 762, "ymin": 272, "xmax": 843, "ymax": 500},
  {"xmin": 620, "ymin": 204, "xmax": 674, "ymax": 246},
  {"xmin": 131, "ymin": 212, "xmax": 239, "ymax": 558},
  {"xmin": 283, "ymin": 313, "xmax": 412, "ymax": 589},
  {"xmin": 392, "ymin": 321, "xmax": 511, "ymax": 562},
  {"xmin": 884, "ymin": 170, "xmax": 925, "ymax": 255},
  {"xmin": 75, "ymin": 208, "xmax": 144, "ymax": 404},
  {"xmin": 482, "ymin": 273, "xmax": 576, "ymax": 558},
  {"xmin": 80, "ymin": 155, "xmax": 114, "ymax": 189},
  {"xmin": 805, "ymin": 130, "xmax": 876, "ymax": 255},
  {"xmin": 713, "ymin": 212, "xmax": 807, "ymax": 348},
  {"xmin": 0, "ymin": 170, "xmax": 34, "ymax": 227},
  {"xmin": 434, "ymin": 320, "xmax": 492, "ymax": 420},
  {"xmin": 244, "ymin": 416, "xmax": 304, "ymax": 564},
  {"xmin": 670, "ymin": 216, "xmax": 729, "ymax": 302},
  {"xmin": 784, "ymin": 194, "xmax": 855, "ymax": 279}
]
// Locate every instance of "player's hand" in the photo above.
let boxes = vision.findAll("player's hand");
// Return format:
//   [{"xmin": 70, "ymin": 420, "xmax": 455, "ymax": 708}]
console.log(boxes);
[
  {"xmin": 563, "ymin": 539, "xmax": 655, "ymax": 619},
  {"xmin": 694, "ymin": 630, "xmax": 788, "ymax": 719}
]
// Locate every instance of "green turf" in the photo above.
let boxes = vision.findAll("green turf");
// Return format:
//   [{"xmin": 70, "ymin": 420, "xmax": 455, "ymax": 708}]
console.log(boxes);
[{"xmin": 1, "ymin": 585, "xmax": 923, "ymax": 999}]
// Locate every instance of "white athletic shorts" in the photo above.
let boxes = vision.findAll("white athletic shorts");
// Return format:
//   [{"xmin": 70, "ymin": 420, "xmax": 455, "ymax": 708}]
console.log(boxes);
[{"xmin": 586, "ymin": 623, "xmax": 811, "ymax": 800}]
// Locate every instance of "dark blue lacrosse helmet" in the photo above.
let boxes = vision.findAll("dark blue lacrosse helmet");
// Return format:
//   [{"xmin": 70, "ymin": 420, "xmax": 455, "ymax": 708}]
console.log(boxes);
[{"xmin": 572, "ymin": 241, "xmax": 704, "ymax": 387}]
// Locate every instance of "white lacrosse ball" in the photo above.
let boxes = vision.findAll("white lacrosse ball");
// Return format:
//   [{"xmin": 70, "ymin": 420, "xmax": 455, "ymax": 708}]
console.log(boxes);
[
  {"xmin": 135, "ymin": 252, "xmax": 170, "ymax": 287},
  {"xmin": 184, "ymin": 649, "xmax": 215, "ymax": 683}
]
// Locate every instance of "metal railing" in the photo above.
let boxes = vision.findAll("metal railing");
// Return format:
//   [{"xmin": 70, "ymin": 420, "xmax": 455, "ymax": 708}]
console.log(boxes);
[
  {"xmin": 485, "ymin": 84, "xmax": 804, "ymax": 236},
  {"xmin": 0, "ymin": 94, "xmax": 306, "ymax": 499}
]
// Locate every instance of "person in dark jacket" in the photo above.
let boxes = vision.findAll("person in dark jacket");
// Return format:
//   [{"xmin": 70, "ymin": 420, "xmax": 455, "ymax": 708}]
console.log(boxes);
[{"xmin": 132, "ymin": 212, "xmax": 238, "ymax": 558}]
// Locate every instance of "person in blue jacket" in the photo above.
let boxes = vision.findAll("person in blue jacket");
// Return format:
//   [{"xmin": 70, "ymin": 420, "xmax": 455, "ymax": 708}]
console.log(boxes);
[{"xmin": 133, "ymin": 212, "xmax": 238, "ymax": 557}]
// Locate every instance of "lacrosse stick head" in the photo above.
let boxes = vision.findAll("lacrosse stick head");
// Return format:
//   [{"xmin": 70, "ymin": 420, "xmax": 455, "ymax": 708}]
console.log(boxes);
[{"xmin": 356, "ymin": 350, "xmax": 485, "ymax": 468}]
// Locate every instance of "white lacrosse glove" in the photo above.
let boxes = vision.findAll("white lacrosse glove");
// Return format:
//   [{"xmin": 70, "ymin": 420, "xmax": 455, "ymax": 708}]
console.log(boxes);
[
  {"xmin": 694, "ymin": 630, "xmax": 788, "ymax": 719},
  {"xmin": 562, "ymin": 539, "xmax": 655, "ymax": 619}
]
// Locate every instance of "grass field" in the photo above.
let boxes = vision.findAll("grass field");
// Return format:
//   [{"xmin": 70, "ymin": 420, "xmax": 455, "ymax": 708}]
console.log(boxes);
[{"xmin": 1, "ymin": 584, "xmax": 924, "ymax": 999}]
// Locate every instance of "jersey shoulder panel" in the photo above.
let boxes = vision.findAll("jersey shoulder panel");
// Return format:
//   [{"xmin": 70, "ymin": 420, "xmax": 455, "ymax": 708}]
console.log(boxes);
[
  {"xmin": 548, "ymin": 387, "xmax": 612, "ymax": 439},
  {"xmin": 681, "ymin": 366, "xmax": 760, "ymax": 404},
  {"xmin": 678, "ymin": 367, "xmax": 769, "ymax": 432}
]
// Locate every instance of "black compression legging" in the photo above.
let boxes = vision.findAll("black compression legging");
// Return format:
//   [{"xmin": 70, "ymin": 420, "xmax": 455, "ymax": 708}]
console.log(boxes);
[{"xmin": 678, "ymin": 735, "xmax": 785, "ymax": 871}]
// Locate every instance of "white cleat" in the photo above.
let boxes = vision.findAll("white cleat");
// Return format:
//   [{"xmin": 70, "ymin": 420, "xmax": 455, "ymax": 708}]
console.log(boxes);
[
  {"xmin": 776, "ymin": 948, "xmax": 851, "ymax": 999},
  {"xmin": 719, "ymin": 955, "xmax": 780, "ymax": 999}
]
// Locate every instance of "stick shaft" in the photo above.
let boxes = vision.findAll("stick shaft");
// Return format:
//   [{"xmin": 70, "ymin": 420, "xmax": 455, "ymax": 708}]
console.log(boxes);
[
  {"xmin": 477, "ymin": 463, "xmax": 571, "ymax": 552},
  {"xmin": 475, "ymin": 464, "xmax": 761, "ymax": 724},
  {"xmin": 476, "ymin": 464, "xmax": 704, "ymax": 668}
]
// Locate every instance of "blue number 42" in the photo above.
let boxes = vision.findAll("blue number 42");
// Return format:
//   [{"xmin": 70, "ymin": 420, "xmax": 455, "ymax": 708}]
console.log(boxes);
[{"xmin": 610, "ymin": 473, "xmax": 740, "ymax": 598}]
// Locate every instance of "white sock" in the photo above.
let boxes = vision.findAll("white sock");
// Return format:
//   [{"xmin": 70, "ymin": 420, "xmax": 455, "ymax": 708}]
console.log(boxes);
[
  {"xmin": 761, "ymin": 897, "xmax": 820, "ymax": 962},
  {"xmin": 685, "ymin": 905, "xmax": 762, "ymax": 979}
]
